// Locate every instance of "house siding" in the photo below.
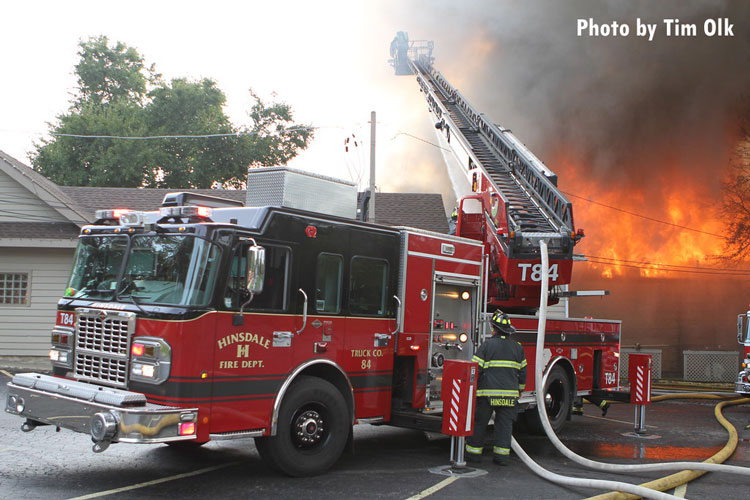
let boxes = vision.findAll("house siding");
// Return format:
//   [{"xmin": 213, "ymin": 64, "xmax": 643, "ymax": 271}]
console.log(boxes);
[
  {"xmin": 0, "ymin": 170, "xmax": 64, "ymax": 222},
  {"xmin": 0, "ymin": 247, "xmax": 74, "ymax": 355}
]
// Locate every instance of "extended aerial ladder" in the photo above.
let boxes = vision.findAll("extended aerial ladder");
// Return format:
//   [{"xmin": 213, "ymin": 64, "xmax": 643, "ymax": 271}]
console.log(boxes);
[{"xmin": 390, "ymin": 32, "xmax": 582, "ymax": 312}]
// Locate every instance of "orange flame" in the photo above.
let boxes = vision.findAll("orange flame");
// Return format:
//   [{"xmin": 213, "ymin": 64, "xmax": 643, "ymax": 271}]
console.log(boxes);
[{"xmin": 556, "ymin": 151, "xmax": 726, "ymax": 279}]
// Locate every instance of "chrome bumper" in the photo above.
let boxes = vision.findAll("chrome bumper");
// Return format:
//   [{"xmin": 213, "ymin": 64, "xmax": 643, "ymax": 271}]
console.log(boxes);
[
  {"xmin": 735, "ymin": 381, "xmax": 750, "ymax": 395},
  {"xmin": 5, "ymin": 373, "xmax": 197, "ymax": 449}
]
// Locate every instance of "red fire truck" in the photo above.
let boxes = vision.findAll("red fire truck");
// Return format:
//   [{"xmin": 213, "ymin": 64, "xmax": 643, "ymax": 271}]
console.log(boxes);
[
  {"xmin": 6, "ymin": 36, "xmax": 621, "ymax": 477},
  {"xmin": 736, "ymin": 309, "xmax": 750, "ymax": 394}
]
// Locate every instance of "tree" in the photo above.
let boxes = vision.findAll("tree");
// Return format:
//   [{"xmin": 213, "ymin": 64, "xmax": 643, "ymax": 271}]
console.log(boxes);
[
  {"xmin": 32, "ymin": 36, "xmax": 313, "ymax": 188},
  {"xmin": 73, "ymin": 35, "xmax": 158, "ymax": 108},
  {"xmin": 719, "ymin": 104, "xmax": 750, "ymax": 261}
]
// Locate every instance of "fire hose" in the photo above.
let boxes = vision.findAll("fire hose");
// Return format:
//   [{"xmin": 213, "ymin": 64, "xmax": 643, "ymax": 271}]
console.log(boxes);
[{"xmin": 508, "ymin": 240, "xmax": 750, "ymax": 499}]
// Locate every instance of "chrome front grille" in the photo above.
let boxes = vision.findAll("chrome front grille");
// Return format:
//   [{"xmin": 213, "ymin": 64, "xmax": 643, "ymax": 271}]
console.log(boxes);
[{"xmin": 74, "ymin": 308, "xmax": 135, "ymax": 388}]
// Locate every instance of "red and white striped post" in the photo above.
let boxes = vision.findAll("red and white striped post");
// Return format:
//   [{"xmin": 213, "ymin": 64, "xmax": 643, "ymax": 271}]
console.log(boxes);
[
  {"xmin": 441, "ymin": 360, "xmax": 478, "ymax": 467},
  {"xmin": 628, "ymin": 354, "xmax": 652, "ymax": 434}
]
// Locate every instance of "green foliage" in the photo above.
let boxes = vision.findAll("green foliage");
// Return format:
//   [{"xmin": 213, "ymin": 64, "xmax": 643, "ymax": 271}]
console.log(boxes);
[
  {"xmin": 32, "ymin": 36, "xmax": 313, "ymax": 188},
  {"xmin": 720, "ymin": 102, "xmax": 750, "ymax": 261},
  {"xmin": 74, "ymin": 35, "xmax": 157, "ymax": 108}
]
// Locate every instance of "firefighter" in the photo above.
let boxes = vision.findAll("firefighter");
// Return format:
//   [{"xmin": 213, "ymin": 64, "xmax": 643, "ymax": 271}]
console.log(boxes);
[
  {"xmin": 448, "ymin": 207, "xmax": 458, "ymax": 235},
  {"xmin": 465, "ymin": 311, "xmax": 527, "ymax": 466}
]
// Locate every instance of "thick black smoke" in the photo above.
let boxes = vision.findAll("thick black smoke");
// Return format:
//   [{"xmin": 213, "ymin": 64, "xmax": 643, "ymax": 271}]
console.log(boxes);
[{"xmin": 394, "ymin": 0, "xmax": 750, "ymax": 193}]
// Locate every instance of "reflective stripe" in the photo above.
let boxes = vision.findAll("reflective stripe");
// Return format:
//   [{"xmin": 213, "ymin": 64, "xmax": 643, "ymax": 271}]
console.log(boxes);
[
  {"xmin": 472, "ymin": 355, "xmax": 485, "ymax": 368},
  {"xmin": 519, "ymin": 384, "xmax": 526, "ymax": 390},
  {"xmin": 477, "ymin": 389, "xmax": 519, "ymax": 397},
  {"xmin": 465, "ymin": 444, "xmax": 483, "ymax": 455},
  {"xmin": 520, "ymin": 359, "xmax": 528, "ymax": 368},
  {"xmin": 485, "ymin": 360, "xmax": 525, "ymax": 369},
  {"xmin": 493, "ymin": 446, "xmax": 510, "ymax": 456}
]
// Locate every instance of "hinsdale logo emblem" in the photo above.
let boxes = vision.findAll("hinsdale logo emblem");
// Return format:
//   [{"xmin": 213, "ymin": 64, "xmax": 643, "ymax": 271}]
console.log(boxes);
[
  {"xmin": 217, "ymin": 332, "xmax": 271, "ymax": 353},
  {"xmin": 217, "ymin": 332, "xmax": 269, "ymax": 369}
]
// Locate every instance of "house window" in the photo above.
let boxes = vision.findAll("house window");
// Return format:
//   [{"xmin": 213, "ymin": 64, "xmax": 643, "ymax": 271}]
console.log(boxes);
[{"xmin": 0, "ymin": 272, "xmax": 30, "ymax": 305}]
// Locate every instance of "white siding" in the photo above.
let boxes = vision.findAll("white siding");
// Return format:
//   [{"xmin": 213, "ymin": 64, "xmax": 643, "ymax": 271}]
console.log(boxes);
[
  {"xmin": 0, "ymin": 170, "xmax": 64, "ymax": 222},
  {"xmin": 0, "ymin": 247, "xmax": 74, "ymax": 355}
]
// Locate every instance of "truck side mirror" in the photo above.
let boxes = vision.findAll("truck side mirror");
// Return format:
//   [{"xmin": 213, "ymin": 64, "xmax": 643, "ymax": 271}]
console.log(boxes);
[{"xmin": 247, "ymin": 246, "xmax": 266, "ymax": 294}]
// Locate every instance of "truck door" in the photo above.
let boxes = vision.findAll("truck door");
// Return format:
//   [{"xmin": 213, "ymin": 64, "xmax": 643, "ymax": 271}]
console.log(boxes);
[
  {"xmin": 344, "ymin": 230, "xmax": 399, "ymax": 420},
  {"xmin": 210, "ymin": 240, "xmax": 294, "ymax": 435}
]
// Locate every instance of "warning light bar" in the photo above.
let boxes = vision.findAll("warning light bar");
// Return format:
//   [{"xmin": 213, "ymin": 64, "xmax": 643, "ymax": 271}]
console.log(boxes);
[
  {"xmin": 95, "ymin": 209, "xmax": 130, "ymax": 220},
  {"xmin": 120, "ymin": 211, "xmax": 147, "ymax": 227},
  {"xmin": 159, "ymin": 206, "xmax": 213, "ymax": 219}
]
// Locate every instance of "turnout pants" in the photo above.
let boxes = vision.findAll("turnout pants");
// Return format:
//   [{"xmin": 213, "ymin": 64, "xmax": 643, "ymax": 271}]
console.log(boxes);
[{"xmin": 465, "ymin": 396, "xmax": 516, "ymax": 462}]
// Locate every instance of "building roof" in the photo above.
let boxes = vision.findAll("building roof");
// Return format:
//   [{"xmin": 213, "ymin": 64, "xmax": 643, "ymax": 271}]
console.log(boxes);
[
  {"xmin": 60, "ymin": 187, "xmax": 449, "ymax": 234},
  {"xmin": 0, "ymin": 150, "xmax": 90, "ymax": 225},
  {"xmin": 0, "ymin": 150, "xmax": 448, "ymax": 235},
  {"xmin": 0, "ymin": 222, "xmax": 81, "ymax": 239}
]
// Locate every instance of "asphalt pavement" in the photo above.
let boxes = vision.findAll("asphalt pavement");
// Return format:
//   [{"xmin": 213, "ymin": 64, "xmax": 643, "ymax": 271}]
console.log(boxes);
[{"xmin": 1, "ymin": 366, "xmax": 749, "ymax": 500}]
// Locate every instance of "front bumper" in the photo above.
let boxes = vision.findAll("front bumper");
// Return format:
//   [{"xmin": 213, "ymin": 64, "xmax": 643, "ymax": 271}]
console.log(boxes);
[
  {"xmin": 735, "ymin": 380, "xmax": 750, "ymax": 395},
  {"xmin": 5, "ymin": 373, "xmax": 197, "ymax": 447}
]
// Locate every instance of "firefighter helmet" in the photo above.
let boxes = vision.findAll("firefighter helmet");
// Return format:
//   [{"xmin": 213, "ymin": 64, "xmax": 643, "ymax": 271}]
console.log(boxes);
[{"xmin": 490, "ymin": 310, "xmax": 515, "ymax": 335}]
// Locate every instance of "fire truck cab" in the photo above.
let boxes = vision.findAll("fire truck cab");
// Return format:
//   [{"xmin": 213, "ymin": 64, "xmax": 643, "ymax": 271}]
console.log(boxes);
[{"xmin": 5, "ymin": 180, "xmax": 484, "ymax": 477}]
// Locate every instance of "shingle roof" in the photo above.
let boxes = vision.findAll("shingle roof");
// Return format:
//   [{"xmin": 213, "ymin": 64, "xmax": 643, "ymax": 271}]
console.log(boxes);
[
  {"xmin": 0, "ymin": 150, "xmax": 91, "ymax": 224},
  {"xmin": 0, "ymin": 222, "xmax": 81, "ymax": 240},
  {"xmin": 59, "ymin": 187, "xmax": 246, "ymax": 214},
  {"xmin": 60, "ymin": 188, "xmax": 449, "ymax": 234},
  {"xmin": 2, "ymin": 151, "xmax": 449, "ymax": 238}
]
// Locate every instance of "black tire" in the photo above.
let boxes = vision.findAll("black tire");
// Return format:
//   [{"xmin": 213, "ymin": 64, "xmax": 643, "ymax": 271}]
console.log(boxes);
[
  {"xmin": 255, "ymin": 376, "xmax": 349, "ymax": 477},
  {"xmin": 524, "ymin": 365, "xmax": 572, "ymax": 435}
]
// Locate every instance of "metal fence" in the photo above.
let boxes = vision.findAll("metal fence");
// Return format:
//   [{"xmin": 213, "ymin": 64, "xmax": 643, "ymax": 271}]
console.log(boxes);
[
  {"xmin": 683, "ymin": 350, "xmax": 738, "ymax": 383},
  {"xmin": 619, "ymin": 349, "xmax": 663, "ymax": 381}
]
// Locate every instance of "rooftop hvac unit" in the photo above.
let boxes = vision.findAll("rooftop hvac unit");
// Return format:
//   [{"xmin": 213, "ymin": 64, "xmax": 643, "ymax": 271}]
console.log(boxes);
[{"xmin": 246, "ymin": 167, "xmax": 357, "ymax": 219}]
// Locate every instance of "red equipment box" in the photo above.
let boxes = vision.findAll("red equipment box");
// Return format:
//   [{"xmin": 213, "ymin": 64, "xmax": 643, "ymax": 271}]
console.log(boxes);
[
  {"xmin": 628, "ymin": 354, "xmax": 652, "ymax": 405},
  {"xmin": 441, "ymin": 359, "xmax": 479, "ymax": 436}
]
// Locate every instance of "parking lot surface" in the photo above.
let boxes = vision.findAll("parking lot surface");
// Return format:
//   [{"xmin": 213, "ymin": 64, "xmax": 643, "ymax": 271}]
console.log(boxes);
[{"xmin": 2, "ymin": 370, "xmax": 749, "ymax": 499}]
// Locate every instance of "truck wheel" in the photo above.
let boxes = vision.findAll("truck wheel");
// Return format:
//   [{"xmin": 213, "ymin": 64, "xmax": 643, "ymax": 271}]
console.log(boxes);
[
  {"xmin": 255, "ymin": 376, "xmax": 349, "ymax": 476},
  {"xmin": 524, "ymin": 365, "xmax": 571, "ymax": 435}
]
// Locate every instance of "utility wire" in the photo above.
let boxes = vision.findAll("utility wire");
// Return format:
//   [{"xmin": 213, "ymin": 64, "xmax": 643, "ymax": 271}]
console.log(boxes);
[
  {"xmin": 586, "ymin": 258, "xmax": 750, "ymax": 276},
  {"xmin": 391, "ymin": 131, "xmax": 451, "ymax": 152},
  {"xmin": 50, "ymin": 126, "xmax": 315, "ymax": 140},
  {"xmin": 563, "ymin": 191, "xmax": 725, "ymax": 239},
  {"xmin": 585, "ymin": 255, "xmax": 746, "ymax": 273}
]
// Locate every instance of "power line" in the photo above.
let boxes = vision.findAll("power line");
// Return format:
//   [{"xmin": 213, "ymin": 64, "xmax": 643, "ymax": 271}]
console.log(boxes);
[
  {"xmin": 50, "ymin": 126, "xmax": 315, "ymax": 141},
  {"xmin": 585, "ymin": 255, "xmax": 750, "ymax": 276},
  {"xmin": 585, "ymin": 254, "xmax": 745, "ymax": 273},
  {"xmin": 391, "ymin": 131, "xmax": 451, "ymax": 152},
  {"xmin": 563, "ymin": 191, "xmax": 725, "ymax": 239}
]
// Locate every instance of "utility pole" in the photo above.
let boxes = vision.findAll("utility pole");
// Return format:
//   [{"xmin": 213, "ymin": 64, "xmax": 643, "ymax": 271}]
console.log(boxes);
[{"xmin": 369, "ymin": 111, "xmax": 376, "ymax": 222}]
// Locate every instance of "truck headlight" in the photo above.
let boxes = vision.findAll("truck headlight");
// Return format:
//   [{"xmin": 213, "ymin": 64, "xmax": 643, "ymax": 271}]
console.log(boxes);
[{"xmin": 130, "ymin": 337, "xmax": 171, "ymax": 384}]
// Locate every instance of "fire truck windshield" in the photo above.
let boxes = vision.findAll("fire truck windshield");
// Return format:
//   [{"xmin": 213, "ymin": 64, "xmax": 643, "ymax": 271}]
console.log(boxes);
[{"xmin": 66, "ymin": 234, "xmax": 221, "ymax": 306}]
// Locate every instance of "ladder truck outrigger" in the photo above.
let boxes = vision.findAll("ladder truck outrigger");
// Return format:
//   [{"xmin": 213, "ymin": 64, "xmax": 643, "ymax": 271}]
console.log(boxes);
[{"xmin": 5, "ymin": 37, "xmax": 620, "ymax": 477}]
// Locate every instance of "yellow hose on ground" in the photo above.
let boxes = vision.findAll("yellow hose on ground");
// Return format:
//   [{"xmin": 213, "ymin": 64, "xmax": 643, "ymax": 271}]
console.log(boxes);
[{"xmin": 586, "ymin": 396, "xmax": 750, "ymax": 500}]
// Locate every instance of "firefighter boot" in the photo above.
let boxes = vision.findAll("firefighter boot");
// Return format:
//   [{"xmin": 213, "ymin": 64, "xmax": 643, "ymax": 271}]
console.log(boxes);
[
  {"xmin": 600, "ymin": 401, "xmax": 610, "ymax": 417},
  {"xmin": 572, "ymin": 402, "xmax": 584, "ymax": 416}
]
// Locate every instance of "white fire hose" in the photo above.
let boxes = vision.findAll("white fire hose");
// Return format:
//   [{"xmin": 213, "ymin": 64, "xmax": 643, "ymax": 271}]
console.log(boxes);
[{"xmin": 510, "ymin": 240, "xmax": 750, "ymax": 498}]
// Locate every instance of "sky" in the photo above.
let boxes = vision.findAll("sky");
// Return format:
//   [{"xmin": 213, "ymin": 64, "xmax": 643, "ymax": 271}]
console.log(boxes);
[
  {"xmin": 1, "ymin": 0, "xmax": 456, "ymax": 205},
  {"xmin": 1, "ymin": 1, "xmax": 748, "ymax": 217}
]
